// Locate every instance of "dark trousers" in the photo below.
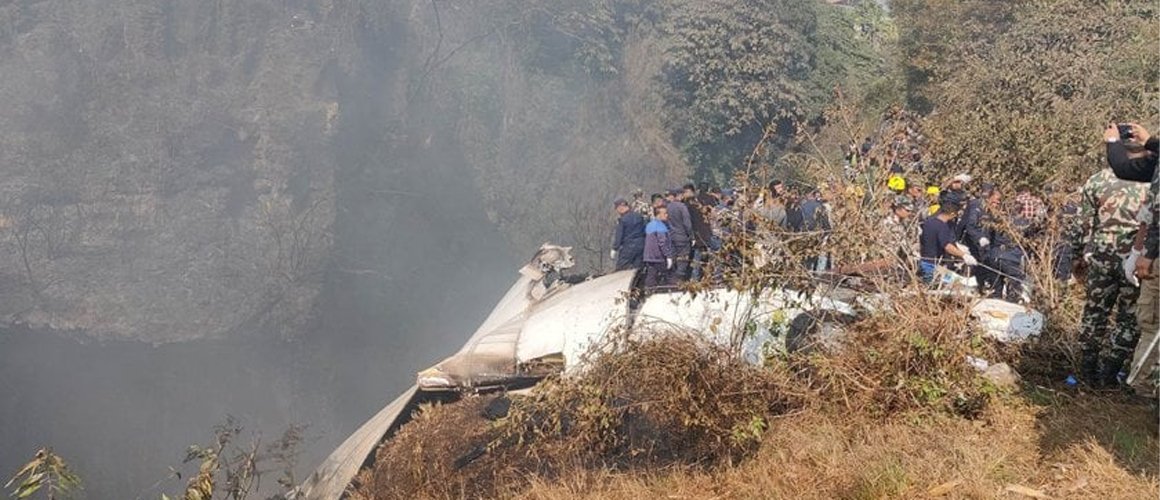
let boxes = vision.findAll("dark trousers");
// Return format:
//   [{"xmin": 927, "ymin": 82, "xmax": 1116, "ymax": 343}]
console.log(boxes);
[
  {"xmin": 615, "ymin": 246, "xmax": 643, "ymax": 271},
  {"xmin": 671, "ymin": 240, "xmax": 692, "ymax": 282},
  {"xmin": 976, "ymin": 264, "xmax": 997, "ymax": 295},
  {"xmin": 644, "ymin": 261, "xmax": 669, "ymax": 290},
  {"xmin": 988, "ymin": 257, "xmax": 1024, "ymax": 302},
  {"xmin": 1053, "ymin": 242, "xmax": 1074, "ymax": 281}
]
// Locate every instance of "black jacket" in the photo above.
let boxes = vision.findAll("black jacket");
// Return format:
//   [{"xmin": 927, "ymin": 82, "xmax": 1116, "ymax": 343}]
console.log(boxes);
[
  {"xmin": 1107, "ymin": 137, "xmax": 1158, "ymax": 182},
  {"xmin": 1107, "ymin": 138, "xmax": 1159, "ymax": 258},
  {"xmin": 986, "ymin": 216, "xmax": 1030, "ymax": 263},
  {"xmin": 688, "ymin": 194, "xmax": 716, "ymax": 248},
  {"xmin": 960, "ymin": 198, "xmax": 989, "ymax": 257}
]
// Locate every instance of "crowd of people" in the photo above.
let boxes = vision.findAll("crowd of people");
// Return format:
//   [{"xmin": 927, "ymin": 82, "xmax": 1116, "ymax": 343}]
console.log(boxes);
[{"xmin": 607, "ymin": 120, "xmax": 1160, "ymax": 397}]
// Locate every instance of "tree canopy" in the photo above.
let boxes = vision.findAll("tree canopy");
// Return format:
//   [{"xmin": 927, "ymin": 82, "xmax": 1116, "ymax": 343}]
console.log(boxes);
[{"xmin": 895, "ymin": 0, "xmax": 1160, "ymax": 185}]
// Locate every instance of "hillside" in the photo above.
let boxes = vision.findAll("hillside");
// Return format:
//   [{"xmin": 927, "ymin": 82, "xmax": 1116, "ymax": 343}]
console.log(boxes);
[
  {"xmin": 0, "ymin": 0, "xmax": 891, "ymax": 342},
  {"xmin": 352, "ymin": 336, "xmax": 1158, "ymax": 499}
]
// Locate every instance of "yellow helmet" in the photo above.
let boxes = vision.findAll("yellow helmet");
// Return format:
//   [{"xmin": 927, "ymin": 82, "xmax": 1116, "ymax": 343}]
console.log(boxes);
[
  {"xmin": 887, "ymin": 175, "xmax": 906, "ymax": 191},
  {"xmin": 926, "ymin": 186, "xmax": 940, "ymax": 196}
]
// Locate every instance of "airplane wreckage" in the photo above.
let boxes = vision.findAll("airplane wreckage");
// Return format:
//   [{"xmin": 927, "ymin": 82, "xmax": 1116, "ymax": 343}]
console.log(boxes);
[{"xmin": 294, "ymin": 244, "xmax": 1044, "ymax": 499}]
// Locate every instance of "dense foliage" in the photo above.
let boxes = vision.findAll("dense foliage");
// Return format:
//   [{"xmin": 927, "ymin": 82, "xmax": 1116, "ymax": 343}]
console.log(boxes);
[
  {"xmin": 657, "ymin": 0, "xmax": 817, "ymax": 176},
  {"xmin": 416, "ymin": 0, "xmax": 893, "ymax": 267},
  {"xmin": 892, "ymin": 0, "xmax": 1159, "ymax": 185}
]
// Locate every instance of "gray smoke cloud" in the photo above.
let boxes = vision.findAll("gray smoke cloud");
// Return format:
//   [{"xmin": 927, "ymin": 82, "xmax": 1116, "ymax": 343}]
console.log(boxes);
[{"xmin": 0, "ymin": 0, "xmax": 519, "ymax": 497}]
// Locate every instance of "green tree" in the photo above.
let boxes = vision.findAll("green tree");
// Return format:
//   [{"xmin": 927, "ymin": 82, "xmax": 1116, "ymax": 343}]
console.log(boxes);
[
  {"xmin": 891, "ymin": 0, "xmax": 1027, "ymax": 113},
  {"xmin": 918, "ymin": 0, "xmax": 1160, "ymax": 185},
  {"xmin": 658, "ymin": 0, "xmax": 819, "ymax": 177}
]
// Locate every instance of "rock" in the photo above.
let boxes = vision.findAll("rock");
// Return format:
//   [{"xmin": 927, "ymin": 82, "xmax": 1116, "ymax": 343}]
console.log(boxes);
[
  {"xmin": 0, "ymin": 1, "xmax": 348, "ymax": 342},
  {"xmin": 982, "ymin": 362, "xmax": 1021, "ymax": 388}
]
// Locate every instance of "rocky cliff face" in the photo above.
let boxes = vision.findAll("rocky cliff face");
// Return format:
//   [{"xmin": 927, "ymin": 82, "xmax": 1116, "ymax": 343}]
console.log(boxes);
[
  {"xmin": 0, "ymin": 0, "xmax": 686, "ymax": 344},
  {"xmin": 0, "ymin": 1, "xmax": 354, "ymax": 342}
]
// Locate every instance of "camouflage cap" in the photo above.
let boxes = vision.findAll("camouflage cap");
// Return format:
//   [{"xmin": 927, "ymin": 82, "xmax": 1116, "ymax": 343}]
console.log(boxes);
[{"xmin": 892, "ymin": 194, "xmax": 916, "ymax": 212}]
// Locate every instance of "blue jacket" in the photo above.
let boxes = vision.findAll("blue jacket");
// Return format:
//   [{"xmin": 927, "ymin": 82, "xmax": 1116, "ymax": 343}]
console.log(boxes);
[
  {"xmin": 612, "ymin": 211, "xmax": 646, "ymax": 252},
  {"xmin": 644, "ymin": 219, "xmax": 674, "ymax": 263}
]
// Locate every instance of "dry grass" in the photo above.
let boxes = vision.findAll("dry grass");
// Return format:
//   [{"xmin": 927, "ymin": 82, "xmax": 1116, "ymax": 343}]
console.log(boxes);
[
  {"xmin": 352, "ymin": 386, "xmax": 1157, "ymax": 499},
  {"xmin": 350, "ymin": 326, "xmax": 1157, "ymax": 500},
  {"xmin": 517, "ymin": 395, "xmax": 1157, "ymax": 500},
  {"xmin": 352, "ymin": 335, "xmax": 803, "ymax": 500},
  {"xmin": 803, "ymin": 292, "xmax": 995, "ymax": 418}
]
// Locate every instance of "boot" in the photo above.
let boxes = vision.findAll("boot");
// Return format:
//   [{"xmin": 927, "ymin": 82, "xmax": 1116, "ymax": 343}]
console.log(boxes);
[
  {"xmin": 1099, "ymin": 356, "xmax": 1129, "ymax": 390},
  {"xmin": 1080, "ymin": 351, "xmax": 1102, "ymax": 387}
]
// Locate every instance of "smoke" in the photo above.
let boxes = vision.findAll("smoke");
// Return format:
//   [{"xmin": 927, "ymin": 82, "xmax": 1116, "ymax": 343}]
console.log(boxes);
[
  {"xmin": 0, "ymin": 0, "xmax": 713, "ymax": 494},
  {"xmin": 0, "ymin": 1, "xmax": 518, "ymax": 497}
]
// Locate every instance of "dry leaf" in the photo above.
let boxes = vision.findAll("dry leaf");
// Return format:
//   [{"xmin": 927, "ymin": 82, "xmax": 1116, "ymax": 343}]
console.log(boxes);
[
  {"xmin": 1062, "ymin": 478, "xmax": 1088, "ymax": 493},
  {"xmin": 1004, "ymin": 484, "xmax": 1049, "ymax": 498},
  {"xmin": 927, "ymin": 480, "xmax": 963, "ymax": 496}
]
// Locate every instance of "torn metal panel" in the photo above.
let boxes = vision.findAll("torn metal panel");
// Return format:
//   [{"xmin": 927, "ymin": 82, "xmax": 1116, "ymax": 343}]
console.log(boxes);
[
  {"xmin": 517, "ymin": 270, "xmax": 637, "ymax": 367},
  {"xmin": 294, "ymin": 386, "xmax": 419, "ymax": 500}
]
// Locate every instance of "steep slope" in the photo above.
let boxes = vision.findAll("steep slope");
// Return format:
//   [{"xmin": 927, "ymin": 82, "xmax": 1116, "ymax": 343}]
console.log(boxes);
[{"xmin": 0, "ymin": 0, "xmax": 346, "ymax": 342}]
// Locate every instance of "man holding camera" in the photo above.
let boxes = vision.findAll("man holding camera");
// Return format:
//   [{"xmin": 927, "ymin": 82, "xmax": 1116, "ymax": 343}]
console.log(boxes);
[{"xmin": 1105, "ymin": 122, "xmax": 1159, "ymax": 396}]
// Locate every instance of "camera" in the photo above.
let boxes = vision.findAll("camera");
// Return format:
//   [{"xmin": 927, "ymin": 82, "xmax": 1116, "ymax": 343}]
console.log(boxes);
[{"xmin": 1118, "ymin": 123, "xmax": 1135, "ymax": 141}]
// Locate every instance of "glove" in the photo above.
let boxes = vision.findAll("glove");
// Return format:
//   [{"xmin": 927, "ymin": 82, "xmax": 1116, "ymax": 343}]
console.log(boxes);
[
  {"xmin": 610, "ymin": 249, "xmax": 618, "ymax": 260},
  {"xmin": 1123, "ymin": 248, "xmax": 1142, "ymax": 287},
  {"xmin": 962, "ymin": 254, "xmax": 978, "ymax": 267},
  {"xmin": 955, "ymin": 243, "xmax": 971, "ymax": 255},
  {"xmin": 978, "ymin": 237, "xmax": 990, "ymax": 248},
  {"xmin": 666, "ymin": 258, "xmax": 673, "ymax": 270}
]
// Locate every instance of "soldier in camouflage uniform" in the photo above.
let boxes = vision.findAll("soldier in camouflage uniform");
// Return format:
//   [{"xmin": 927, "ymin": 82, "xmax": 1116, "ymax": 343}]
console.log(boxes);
[
  {"xmin": 880, "ymin": 194, "xmax": 920, "ymax": 267},
  {"xmin": 631, "ymin": 189, "xmax": 652, "ymax": 219},
  {"xmin": 839, "ymin": 195, "xmax": 919, "ymax": 279},
  {"xmin": 1104, "ymin": 122, "xmax": 1159, "ymax": 398},
  {"xmin": 1071, "ymin": 166, "xmax": 1149, "ymax": 387}
]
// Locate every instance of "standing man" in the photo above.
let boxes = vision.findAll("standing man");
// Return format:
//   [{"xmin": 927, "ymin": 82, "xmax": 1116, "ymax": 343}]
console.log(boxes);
[
  {"xmin": 758, "ymin": 180, "xmax": 788, "ymax": 229},
  {"xmin": 906, "ymin": 181, "xmax": 929, "ymax": 222},
  {"xmin": 799, "ymin": 190, "xmax": 823, "ymax": 231},
  {"xmin": 631, "ymin": 188, "xmax": 651, "ymax": 219},
  {"xmin": 665, "ymin": 188, "xmax": 694, "ymax": 281},
  {"xmin": 695, "ymin": 182, "xmax": 720, "ymax": 243},
  {"xmin": 984, "ymin": 203, "xmax": 1031, "ymax": 302},
  {"xmin": 1104, "ymin": 122, "xmax": 1159, "ymax": 395},
  {"xmin": 962, "ymin": 184, "xmax": 999, "ymax": 289},
  {"xmin": 1071, "ymin": 162, "xmax": 1149, "ymax": 388},
  {"xmin": 883, "ymin": 195, "xmax": 919, "ymax": 270},
  {"xmin": 962, "ymin": 184, "xmax": 999, "ymax": 256},
  {"xmin": 918, "ymin": 201, "xmax": 976, "ymax": 284},
  {"xmin": 801, "ymin": 189, "xmax": 833, "ymax": 271},
  {"xmin": 643, "ymin": 206, "xmax": 675, "ymax": 289},
  {"xmin": 841, "ymin": 194, "xmax": 917, "ymax": 278},
  {"xmin": 610, "ymin": 198, "xmax": 646, "ymax": 271},
  {"xmin": 686, "ymin": 183, "xmax": 717, "ymax": 280}
]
